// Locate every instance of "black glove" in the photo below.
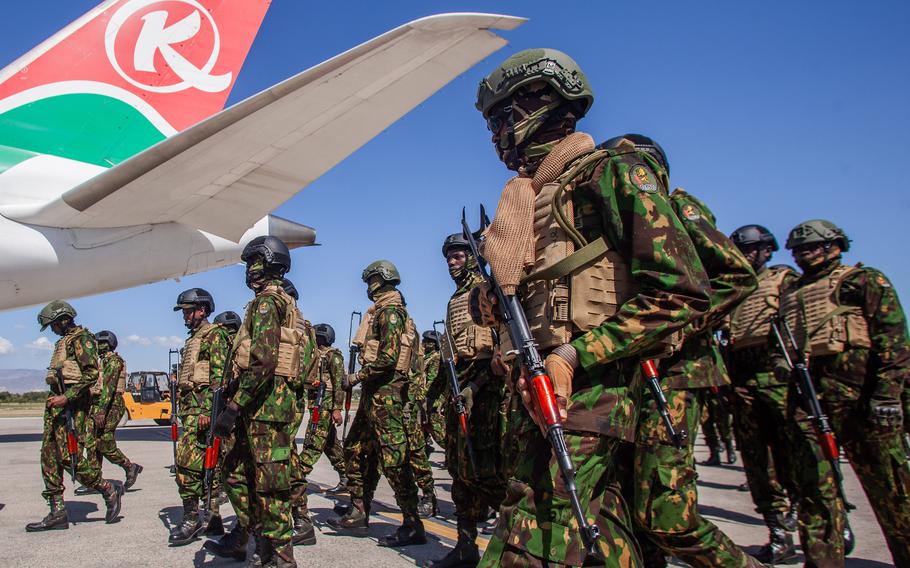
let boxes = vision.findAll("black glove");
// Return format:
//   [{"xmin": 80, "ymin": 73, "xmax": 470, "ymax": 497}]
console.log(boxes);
[
  {"xmin": 870, "ymin": 402, "xmax": 902, "ymax": 427},
  {"xmin": 213, "ymin": 403, "xmax": 240, "ymax": 437}
]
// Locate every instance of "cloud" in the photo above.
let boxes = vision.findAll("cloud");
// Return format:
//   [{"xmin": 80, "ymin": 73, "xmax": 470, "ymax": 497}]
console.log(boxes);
[
  {"xmin": 125, "ymin": 335, "xmax": 183, "ymax": 348},
  {"xmin": 0, "ymin": 337, "xmax": 12, "ymax": 354},
  {"xmin": 27, "ymin": 336, "xmax": 54, "ymax": 351}
]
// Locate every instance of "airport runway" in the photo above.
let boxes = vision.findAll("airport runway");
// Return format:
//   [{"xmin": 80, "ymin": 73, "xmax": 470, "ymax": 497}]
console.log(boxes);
[{"xmin": 0, "ymin": 417, "xmax": 895, "ymax": 567}]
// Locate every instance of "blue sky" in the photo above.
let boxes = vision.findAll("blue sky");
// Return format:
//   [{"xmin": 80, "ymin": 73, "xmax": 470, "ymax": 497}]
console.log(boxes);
[{"xmin": 1, "ymin": 0, "xmax": 908, "ymax": 372}]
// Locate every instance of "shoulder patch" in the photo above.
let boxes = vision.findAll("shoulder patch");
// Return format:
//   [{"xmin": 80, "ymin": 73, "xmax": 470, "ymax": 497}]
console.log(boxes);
[
  {"xmin": 629, "ymin": 163, "xmax": 658, "ymax": 193},
  {"xmin": 258, "ymin": 302, "xmax": 270, "ymax": 315},
  {"xmin": 681, "ymin": 203, "xmax": 701, "ymax": 221},
  {"xmin": 388, "ymin": 313, "xmax": 398, "ymax": 324},
  {"xmin": 876, "ymin": 274, "xmax": 892, "ymax": 288}
]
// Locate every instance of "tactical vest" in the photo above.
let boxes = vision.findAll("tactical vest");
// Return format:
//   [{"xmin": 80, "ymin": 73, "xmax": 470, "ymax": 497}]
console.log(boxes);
[
  {"xmin": 178, "ymin": 322, "xmax": 221, "ymax": 388},
  {"xmin": 91, "ymin": 352, "xmax": 127, "ymax": 396},
  {"xmin": 508, "ymin": 152, "xmax": 635, "ymax": 354},
  {"xmin": 294, "ymin": 312, "xmax": 316, "ymax": 389},
  {"xmin": 779, "ymin": 264, "xmax": 871, "ymax": 357},
  {"xmin": 45, "ymin": 329, "xmax": 85, "ymax": 386},
  {"xmin": 233, "ymin": 287, "xmax": 302, "ymax": 378},
  {"xmin": 729, "ymin": 266, "xmax": 792, "ymax": 350},
  {"xmin": 361, "ymin": 306, "xmax": 417, "ymax": 374},
  {"xmin": 446, "ymin": 289, "xmax": 494, "ymax": 360},
  {"xmin": 305, "ymin": 346, "xmax": 336, "ymax": 389}
]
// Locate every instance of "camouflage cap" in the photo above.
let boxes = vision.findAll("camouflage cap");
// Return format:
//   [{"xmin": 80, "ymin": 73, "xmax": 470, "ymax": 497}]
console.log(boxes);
[
  {"xmin": 475, "ymin": 48, "xmax": 594, "ymax": 118},
  {"xmin": 785, "ymin": 219, "xmax": 850, "ymax": 251},
  {"xmin": 361, "ymin": 260, "xmax": 400, "ymax": 285},
  {"xmin": 38, "ymin": 300, "xmax": 76, "ymax": 331}
]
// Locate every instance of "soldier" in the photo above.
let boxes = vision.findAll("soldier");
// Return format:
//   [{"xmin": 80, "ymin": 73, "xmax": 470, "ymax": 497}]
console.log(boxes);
[
  {"xmin": 169, "ymin": 288, "xmax": 230, "ymax": 545},
  {"xmin": 601, "ymin": 135, "xmax": 762, "ymax": 568},
  {"xmin": 403, "ymin": 329, "xmax": 439, "ymax": 518},
  {"xmin": 421, "ymin": 330, "xmax": 447, "ymax": 453},
  {"xmin": 781, "ymin": 220, "xmax": 910, "ymax": 566},
  {"xmin": 700, "ymin": 389, "xmax": 736, "ymax": 466},
  {"xmin": 329, "ymin": 260, "xmax": 426, "ymax": 547},
  {"xmin": 726, "ymin": 225, "xmax": 802, "ymax": 563},
  {"xmin": 426, "ymin": 233, "xmax": 507, "ymax": 568},
  {"xmin": 26, "ymin": 301, "xmax": 122, "ymax": 531},
  {"xmin": 470, "ymin": 50, "xmax": 712, "ymax": 566},
  {"xmin": 214, "ymin": 311, "xmax": 242, "ymax": 334},
  {"xmin": 88, "ymin": 331, "xmax": 143, "ymax": 489}
]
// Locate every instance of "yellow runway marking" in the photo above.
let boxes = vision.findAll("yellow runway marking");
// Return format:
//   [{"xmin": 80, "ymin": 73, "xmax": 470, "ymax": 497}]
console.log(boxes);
[{"xmin": 376, "ymin": 511, "xmax": 490, "ymax": 552}]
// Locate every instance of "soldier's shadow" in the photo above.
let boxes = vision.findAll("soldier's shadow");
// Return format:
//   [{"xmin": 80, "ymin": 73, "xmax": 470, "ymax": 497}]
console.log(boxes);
[
  {"xmin": 158, "ymin": 505, "xmax": 183, "ymax": 533},
  {"xmin": 65, "ymin": 500, "xmax": 104, "ymax": 523}
]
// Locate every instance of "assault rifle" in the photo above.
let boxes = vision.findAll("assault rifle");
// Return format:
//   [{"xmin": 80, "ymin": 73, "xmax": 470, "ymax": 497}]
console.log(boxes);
[
  {"xmin": 309, "ymin": 354, "xmax": 328, "ymax": 436},
  {"xmin": 640, "ymin": 360, "xmax": 686, "ymax": 449},
  {"xmin": 201, "ymin": 386, "xmax": 224, "ymax": 523},
  {"xmin": 432, "ymin": 319, "xmax": 478, "ymax": 479},
  {"xmin": 168, "ymin": 349, "xmax": 179, "ymax": 476},
  {"xmin": 770, "ymin": 316, "xmax": 849, "ymax": 504},
  {"xmin": 462, "ymin": 206, "xmax": 601, "ymax": 558},
  {"xmin": 54, "ymin": 370, "xmax": 79, "ymax": 483},
  {"xmin": 343, "ymin": 311, "xmax": 362, "ymax": 444}
]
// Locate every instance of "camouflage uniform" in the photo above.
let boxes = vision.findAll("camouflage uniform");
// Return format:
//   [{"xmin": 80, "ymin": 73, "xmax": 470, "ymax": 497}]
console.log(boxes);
[
  {"xmin": 40, "ymin": 326, "xmax": 109, "ymax": 508},
  {"xmin": 339, "ymin": 396, "xmax": 381, "ymax": 510},
  {"xmin": 88, "ymin": 349, "xmax": 134, "ymax": 473},
  {"xmin": 478, "ymin": 142, "xmax": 713, "ymax": 567},
  {"xmin": 629, "ymin": 188, "xmax": 761, "ymax": 568},
  {"xmin": 223, "ymin": 280, "xmax": 301, "ymax": 560},
  {"xmin": 782, "ymin": 259, "xmax": 910, "ymax": 566},
  {"xmin": 404, "ymin": 345, "xmax": 436, "ymax": 499},
  {"xmin": 298, "ymin": 346, "xmax": 346, "ymax": 496},
  {"xmin": 700, "ymin": 387, "xmax": 734, "ymax": 459},
  {"xmin": 422, "ymin": 347, "xmax": 447, "ymax": 449}
]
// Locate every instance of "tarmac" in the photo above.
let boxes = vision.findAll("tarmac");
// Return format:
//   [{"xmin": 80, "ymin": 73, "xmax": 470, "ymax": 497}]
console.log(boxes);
[{"xmin": 0, "ymin": 416, "xmax": 896, "ymax": 567}]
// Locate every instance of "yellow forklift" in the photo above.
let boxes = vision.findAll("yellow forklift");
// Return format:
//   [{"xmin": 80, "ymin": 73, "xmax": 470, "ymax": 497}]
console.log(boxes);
[{"xmin": 121, "ymin": 370, "xmax": 173, "ymax": 424}]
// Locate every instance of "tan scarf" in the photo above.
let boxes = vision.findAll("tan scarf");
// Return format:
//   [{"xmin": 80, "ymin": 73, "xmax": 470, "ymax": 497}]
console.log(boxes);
[
  {"xmin": 352, "ymin": 290, "xmax": 403, "ymax": 346},
  {"xmin": 482, "ymin": 132, "xmax": 596, "ymax": 294}
]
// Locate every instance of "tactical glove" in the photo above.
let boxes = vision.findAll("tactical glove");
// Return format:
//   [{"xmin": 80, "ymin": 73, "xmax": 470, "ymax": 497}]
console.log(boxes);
[
  {"xmin": 213, "ymin": 403, "xmax": 239, "ymax": 437},
  {"xmin": 94, "ymin": 413, "xmax": 106, "ymax": 430},
  {"xmin": 459, "ymin": 382, "xmax": 478, "ymax": 416},
  {"xmin": 870, "ymin": 402, "xmax": 902, "ymax": 427}
]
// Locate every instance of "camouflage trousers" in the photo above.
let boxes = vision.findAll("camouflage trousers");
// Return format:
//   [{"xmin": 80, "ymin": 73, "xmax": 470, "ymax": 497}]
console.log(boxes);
[
  {"xmin": 364, "ymin": 390, "xmax": 420, "ymax": 519},
  {"xmin": 425, "ymin": 405, "xmax": 447, "ymax": 449},
  {"xmin": 404, "ymin": 403, "xmax": 435, "ymax": 494},
  {"xmin": 700, "ymin": 388, "xmax": 733, "ymax": 449},
  {"xmin": 88, "ymin": 396, "xmax": 132, "ymax": 472},
  {"xmin": 223, "ymin": 417, "xmax": 294, "ymax": 544},
  {"xmin": 175, "ymin": 413, "xmax": 206, "ymax": 501},
  {"xmin": 342, "ymin": 402, "xmax": 381, "ymax": 507},
  {"xmin": 479, "ymin": 411, "xmax": 642, "ymax": 567},
  {"xmin": 41, "ymin": 402, "xmax": 103, "ymax": 507},
  {"xmin": 631, "ymin": 387, "xmax": 761, "ymax": 568},
  {"xmin": 288, "ymin": 410, "xmax": 306, "ymax": 512},
  {"xmin": 299, "ymin": 406, "xmax": 344, "ymax": 479},
  {"xmin": 731, "ymin": 383, "xmax": 796, "ymax": 518}
]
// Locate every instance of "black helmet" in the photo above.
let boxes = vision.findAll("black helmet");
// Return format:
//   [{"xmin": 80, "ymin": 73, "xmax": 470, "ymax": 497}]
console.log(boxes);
[
  {"xmin": 174, "ymin": 288, "xmax": 215, "ymax": 315},
  {"xmin": 442, "ymin": 233, "xmax": 471, "ymax": 258},
  {"xmin": 730, "ymin": 224, "xmax": 779, "ymax": 252},
  {"xmin": 213, "ymin": 311, "xmax": 242, "ymax": 332},
  {"xmin": 421, "ymin": 330, "xmax": 440, "ymax": 344},
  {"xmin": 241, "ymin": 236, "xmax": 291, "ymax": 275},
  {"xmin": 314, "ymin": 323, "xmax": 335, "ymax": 345},
  {"xmin": 95, "ymin": 330, "xmax": 118, "ymax": 350},
  {"xmin": 599, "ymin": 133, "xmax": 669, "ymax": 175},
  {"xmin": 281, "ymin": 278, "xmax": 299, "ymax": 301}
]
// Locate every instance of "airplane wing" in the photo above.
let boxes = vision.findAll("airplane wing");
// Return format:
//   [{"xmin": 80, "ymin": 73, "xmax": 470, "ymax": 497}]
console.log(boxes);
[{"xmin": 6, "ymin": 13, "xmax": 524, "ymax": 241}]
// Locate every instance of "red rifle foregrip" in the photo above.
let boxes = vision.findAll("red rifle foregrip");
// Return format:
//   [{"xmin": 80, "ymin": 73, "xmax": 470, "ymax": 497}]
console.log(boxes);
[
  {"xmin": 171, "ymin": 422, "xmax": 178, "ymax": 441},
  {"xmin": 458, "ymin": 413, "xmax": 470, "ymax": 437},
  {"xmin": 529, "ymin": 372, "xmax": 561, "ymax": 428},
  {"xmin": 66, "ymin": 431, "xmax": 78, "ymax": 455},
  {"xmin": 820, "ymin": 432, "xmax": 839, "ymax": 462},
  {"xmin": 204, "ymin": 447, "xmax": 216, "ymax": 470},
  {"xmin": 641, "ymin": 359, "xmax": 659, "ymax": 380},
  {"xmin": 344, "ymin": 392, "xmax": 352, "ymax": 412},
  {"xmin": 311, "ymin": 408, "xmax": 320, "ymax": 424}
]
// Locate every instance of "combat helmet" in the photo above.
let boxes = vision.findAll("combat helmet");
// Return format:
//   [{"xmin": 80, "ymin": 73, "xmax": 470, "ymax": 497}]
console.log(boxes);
[
  {"xmin": 241, "ymin": 236, "xmax": 292, "ymax": 275},
  {"xmin": 213, "ymin": 311, "xmax": 242, "ymax": 332},
  {"xmin": 785, "ymin": 220, "xmax": 850, "ymax": 251},
  {"xmin": 600, "ymin": 133, "xmax": 670, "ymax": 175},
  {"xmin": 95, "ymin": 330, "xmax": 118, "ymax": 351},
  {"xmin": 421, "ymin": 330, "xmax": 440, "ymax": 345},
  {"xmin": 38, "ymin": 300, "xmax": 77, "ymax": 331},
  {"xmin": 361, "ymin": 260, "xmax": 401, "ymax": 286},
  {"xmin": 281, "ymin": 278, "xmax": 299, "ymax": 301},
  {"xmin": 730, "ymin": 224, "xmax": 779, "ymax": 252},
  {"xmin": 476, "ymin": 48, "xmax": 594, "ymax": 118},
  {"xmin": 173, "ymin": 288, "xmax": 215, "ymax": 316},
  {"xmin": 314, "ymin": 323, "xmax": 335, "ymax": 345},
  {"xmin": 442, "ymin": 233, "xmax": 471, "ymax": 258}
]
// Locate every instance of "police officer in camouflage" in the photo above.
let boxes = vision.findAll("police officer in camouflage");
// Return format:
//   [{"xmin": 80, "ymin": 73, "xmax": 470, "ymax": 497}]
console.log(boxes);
[
  {"xmin": 169, "ymin": 288, "xmax": 231, "ymax": 545},
  {"xmin": 781, "ymin": 220, "xmax": 910, "ymax": 566},
  {"xmin": 421, "ymin": 330, "xmax": 446, "ymax": 452},
  {"xmin": 726, "ymin": 225, "xmax": 802, "ymax": 563},
  {"xmin": 88, "ymin": 331, "xmax": 143, "ymax": 490},
  {"xmin": 427, "ymin": 233, "xmax": 507, "ymax": 568},
  {"xmin": 26, "ymin": 301, "xmax": 123, "ymax": 531},
  {"xmin": 471, "ymin": 50, "xmax": 712, "ymax": 566},
  {"xmin": 330, "ymin": 260, "xmax": 426, "ymax": 547}
]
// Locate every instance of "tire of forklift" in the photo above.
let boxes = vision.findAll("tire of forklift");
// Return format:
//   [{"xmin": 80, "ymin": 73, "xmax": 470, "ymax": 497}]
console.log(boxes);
[{"xmin": 154, "ymin": 418, "xmax": 170, "ymax": 426}]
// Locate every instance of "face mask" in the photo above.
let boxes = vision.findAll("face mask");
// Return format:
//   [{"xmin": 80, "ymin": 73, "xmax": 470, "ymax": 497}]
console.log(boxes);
[{"xmin": 246, "ymin": 259, "xmax": 267, "ymax": 291}]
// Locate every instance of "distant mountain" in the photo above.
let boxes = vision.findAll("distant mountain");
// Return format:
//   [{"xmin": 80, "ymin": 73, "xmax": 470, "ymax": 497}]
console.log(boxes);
[{"xmin": 0, "ymin": 369, "xmax": 47, "ymax": 393}]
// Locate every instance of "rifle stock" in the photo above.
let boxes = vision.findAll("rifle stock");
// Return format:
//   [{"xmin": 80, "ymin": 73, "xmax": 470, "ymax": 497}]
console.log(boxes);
[
  {"xmin": 201, "ymin": 386, "xmax": 224, "ymax": 522},
  {"xmin": 433, "ymin": 319, "xmax": 479, "ymax": 479},
  {"xmin": 310, "ymin": 354, "xmax": 328, "ymax": 435}
]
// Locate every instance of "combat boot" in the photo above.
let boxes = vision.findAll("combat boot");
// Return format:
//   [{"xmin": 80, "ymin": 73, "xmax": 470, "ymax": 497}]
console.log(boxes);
[
  {"xmin": 378, "ymin": 517, "xmax": 427, "ymax": 547},
  {"xmin": 417, "ymin": 491, "xmax": 438, "ymax": 518},
  {"xmin": 204, "ymin": 524, "xmax": 249, "ymax": 561},
  {"xmin": 754, "ymin": 514, "xmax": 796, "ymax": 564},
  {"xmin": 25, "ymin": 502, "xmax": 69, "ymax": 532},
  {"xmin": 169, "ymin": 498, "xmax": 202, "ymax": 545},
  {"xmin": 326, "ymin": 498, "xmax": 369, "ymax": 531},
  {"xmin": 782, "ymin": 503, "xmax": 798, "ymax": 532},
  {"xmin": 701, "ymin": 446, "xmax": 722, "ymax": 466},
  {"xmin": 427, "ymin": 519, "xmax": 479, "ymax": 567},
  {"xmin": 124, "ymin": 463, "xmax": 143, "ymax": 490},
  {"xmin": 74, "ymin": 485, "xmax": 95, "ymax": 495},
  {"xmin": 324, "ymin": 475, "xmax": 348, "ymax": 495},
  {"xmin": 291, "ymin": 508, "xmax": 316, "ymax": 546},
  {"xmin": 249, "ymin": 534, "xmax": 271, "ymax": 568},
  {"xmin": 725, "ymin": 439, "xmax": 737, "ymax": 464},
  {"xmin": 844, "ymin": 518, "xmax": 855, "ymax": 556},
  {"xmin": 205, "ymin": 513, "xmax": 225, "ymax": 536},
  {"xmin": 266, "ymin": 541, "xmax": 296, "ymax": 568},
  {"xmin": 100, "ymin": 480, "xmax": 123, "ymax": 523}
]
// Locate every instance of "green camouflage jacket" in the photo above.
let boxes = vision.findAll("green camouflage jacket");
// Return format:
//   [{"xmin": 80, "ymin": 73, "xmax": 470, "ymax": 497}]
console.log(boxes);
[
  {"xmin": 94, "ymin": 350, "xmax": 125, "ymax": 417},
  {"xmin": 308, "ymin": 345, "xmax": 345, "ymax": 411},
  {"xmin": 356, "ymin": 293, "xmax": 409, "ymax": 396},
  {"xmin": 54, "ymin": 325, "xmax": 100, "ymax": 405},
  {"xmin": 179, "ymin": 322, "xmax": 231, "ymax": 417}
]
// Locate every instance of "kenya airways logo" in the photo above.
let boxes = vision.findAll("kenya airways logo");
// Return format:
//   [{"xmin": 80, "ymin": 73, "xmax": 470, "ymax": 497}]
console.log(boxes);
[{"xmin": 105, "ymin": 0, "xmax": 231, "ymax": 93}]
